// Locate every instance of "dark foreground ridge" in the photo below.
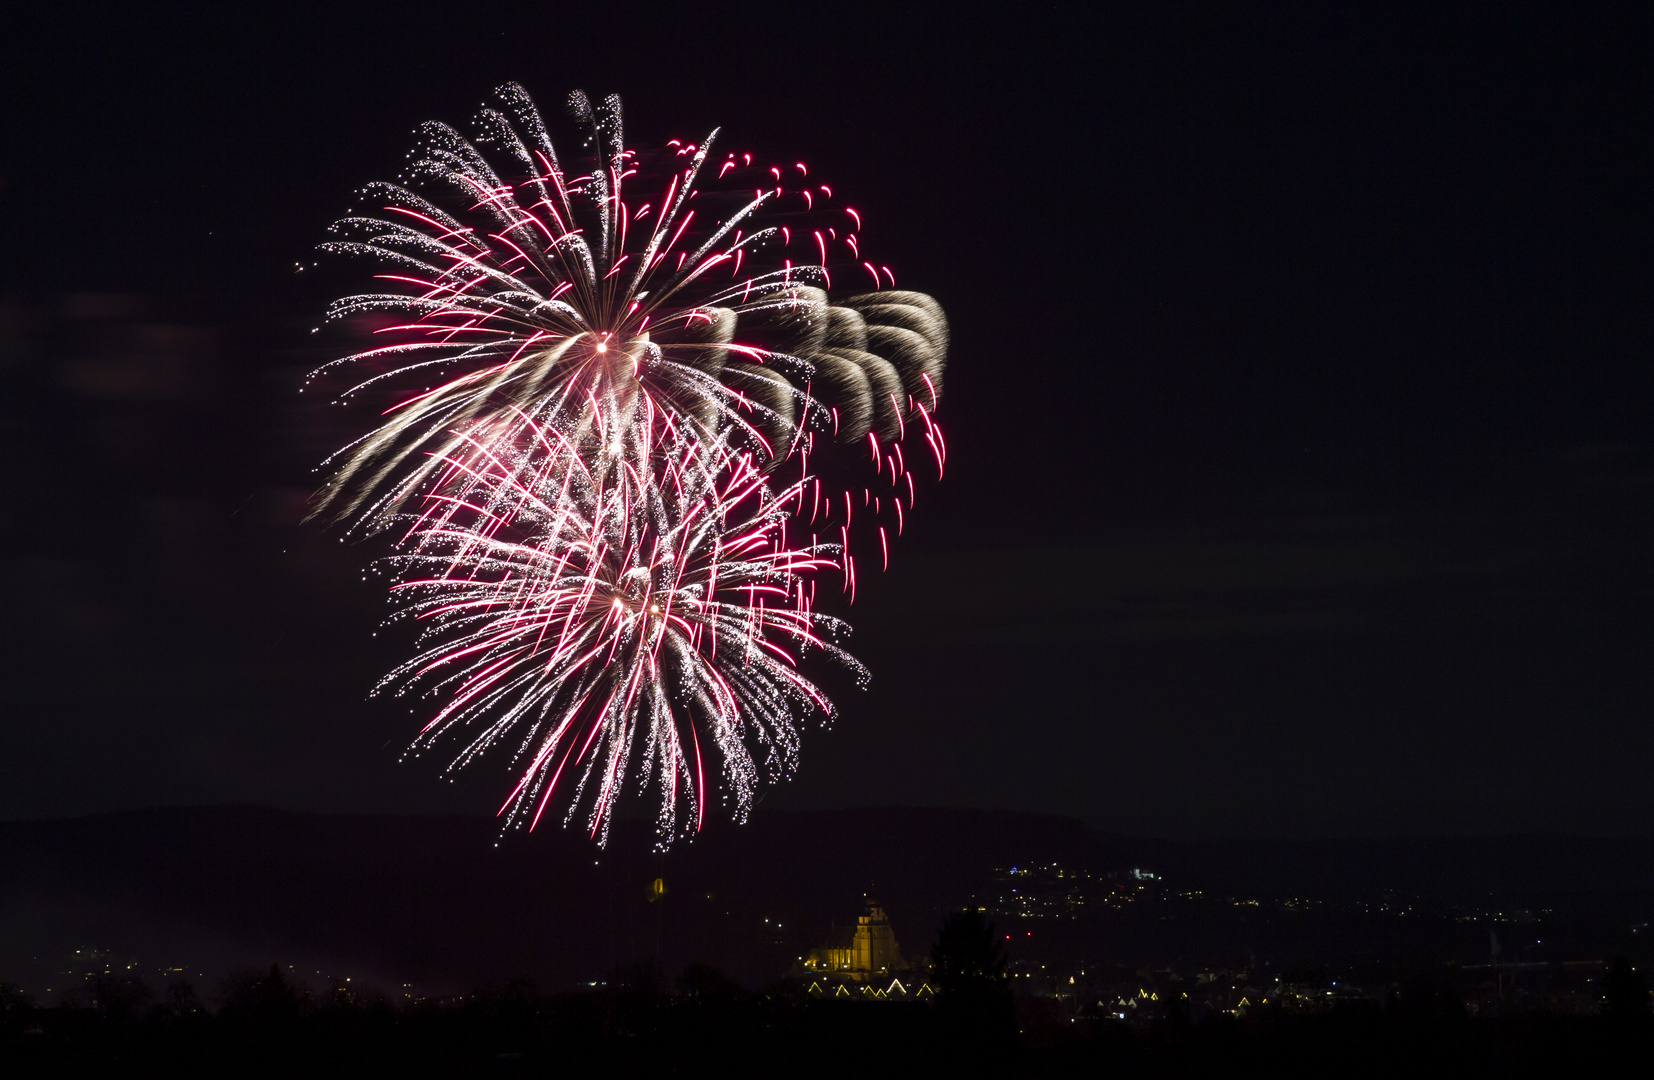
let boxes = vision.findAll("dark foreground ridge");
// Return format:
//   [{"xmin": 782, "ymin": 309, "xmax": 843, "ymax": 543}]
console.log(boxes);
[{"xmin": 2, "ymin": 963, "xmax": 1651, "ymax": 1078}]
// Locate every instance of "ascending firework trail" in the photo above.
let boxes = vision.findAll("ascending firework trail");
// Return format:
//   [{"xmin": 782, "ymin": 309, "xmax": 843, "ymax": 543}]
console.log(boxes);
[{"xmin": 307, "ymin": 85, "xmax": 948, "ymax": 846}]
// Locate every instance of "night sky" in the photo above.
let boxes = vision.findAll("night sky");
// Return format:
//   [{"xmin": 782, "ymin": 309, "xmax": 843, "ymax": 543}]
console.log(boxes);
[{"xmin": 2, "ymin": 2, "xmax": 1649, "ymax": 838}]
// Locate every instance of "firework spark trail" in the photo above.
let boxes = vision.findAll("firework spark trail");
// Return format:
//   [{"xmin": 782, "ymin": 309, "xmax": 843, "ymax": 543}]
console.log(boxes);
[
  {"xmin": 380, "ymin": 420, "xmax": 862, "ymax": 844},
  {"xmin": 311, "ymin": 85, "xmax": 948, "ymax": 844}
]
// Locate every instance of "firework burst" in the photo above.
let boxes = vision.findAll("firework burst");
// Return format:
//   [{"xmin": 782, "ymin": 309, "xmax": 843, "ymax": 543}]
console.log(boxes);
[
  {"xmin": 309, "ymin": 83, "xmax": 946, "ymax": 530},
  {"xmin": 311, "ymin": 85, "xmax": 947, "ymax": 844},
  {"xmin": 382, "ymin": 414, "xmax": 862, "ymax": 845}
]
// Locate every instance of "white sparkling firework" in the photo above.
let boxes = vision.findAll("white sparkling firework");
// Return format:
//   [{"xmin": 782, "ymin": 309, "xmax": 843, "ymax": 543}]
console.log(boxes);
[
  {"xmin": 311, "ymin": 85, "xmax": 947, "ymax": 844},
  {"xmin": 382, "ymin": 416, "xmax": 864, "ymax": 845}
]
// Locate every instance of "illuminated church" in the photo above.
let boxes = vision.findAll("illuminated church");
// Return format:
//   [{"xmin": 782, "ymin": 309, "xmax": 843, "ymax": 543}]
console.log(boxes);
[{"xmin": 803, "ymin": 891, "xmax": 909, "ymax": 982}]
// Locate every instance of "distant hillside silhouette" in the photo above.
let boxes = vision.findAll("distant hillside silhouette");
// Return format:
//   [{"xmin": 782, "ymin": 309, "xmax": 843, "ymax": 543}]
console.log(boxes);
[{"xmin": 2, "ymin": 806, "xmax": 1650, "ymax": 994}]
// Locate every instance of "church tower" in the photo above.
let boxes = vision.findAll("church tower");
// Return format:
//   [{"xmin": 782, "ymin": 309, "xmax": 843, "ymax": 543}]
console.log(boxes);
[
  {"xmin": 805, "ymin": 889, "xmax": 908, "ymax": 981},
  {"xmin": 851, "ymin": 893, "xmax": 903, "ymax": 975}
]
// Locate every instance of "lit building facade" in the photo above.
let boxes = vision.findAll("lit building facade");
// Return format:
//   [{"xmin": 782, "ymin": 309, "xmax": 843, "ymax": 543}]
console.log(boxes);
[{"xmin": 804, "ymin": 893, "xmax": 908, "ymax": 981}]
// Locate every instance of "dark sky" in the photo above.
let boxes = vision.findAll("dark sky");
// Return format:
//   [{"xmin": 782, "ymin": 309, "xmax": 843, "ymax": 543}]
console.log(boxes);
[{"xmin": 2, "ymin": 2, "xmax": 1650, "ymax": 838}]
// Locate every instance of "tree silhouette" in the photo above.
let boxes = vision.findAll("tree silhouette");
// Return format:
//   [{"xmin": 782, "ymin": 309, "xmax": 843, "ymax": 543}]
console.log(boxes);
[
  {"xmin": 930, "ymin": 909, "xmax": 1016, "ymax": 1062},
  {"xmin": 677, "ymin": 962, "xmax": 741, "ymax": 1004},
  {"xmin": 0, "ymin": 982, "xmax": 33, "ymax": 1038},
  {"xmin": 930, "ymin": 908, "xmax": 1007, "ymax": 993},
  {"xmin": 1603, "ymin": 956, "xmax": 1651, "ymax": 1024},
  {"xmin": 89, "ymin": 974, "xmax": 152, "ymax": 1026}
]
